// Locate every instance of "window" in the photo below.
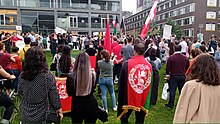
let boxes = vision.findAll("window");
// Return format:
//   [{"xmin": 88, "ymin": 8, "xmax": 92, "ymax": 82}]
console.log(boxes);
[
  {"xmin": 218, "ymin": 23, "xmax": 220, "ymax": 30},
  {"xmin": 107, "ymin": 1, "xmax": 120, "ymax": 11},
  {"xmin": 185, "ymin": 5, "xmax": 190, "ymax": 13},
  {"xmin": 183, "ymin": 29, "xmax": 189, "ymax": 36},
  {"xmin": 176, "ymin": 20, "xmax": 182, "ymax": 25},
  {"xmin": 165, "ymin": 13, "xmax": 169, "ymax": 18},
  {"xmin": 183, "ymin": 18, "xmax": 190, "ymax": 25},
  {"xmin": 218, "ymin": 11, "xmax": 220, "ymax": 18},
  {"xmin": 165, "ymin": 3, "xmax": 169, "ymax": 9},
  {"xmin": 0, "ymin": 14, "xmax": 5, "ymax": 25}
]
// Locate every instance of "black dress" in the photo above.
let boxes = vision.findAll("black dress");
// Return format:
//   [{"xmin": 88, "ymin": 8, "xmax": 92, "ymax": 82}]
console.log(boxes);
[{"xmin": 66, "ymin": 73, "xmax": 98, "ymax": 124}]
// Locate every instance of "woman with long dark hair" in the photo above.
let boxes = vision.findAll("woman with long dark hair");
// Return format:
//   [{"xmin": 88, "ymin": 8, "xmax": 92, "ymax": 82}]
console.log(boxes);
[
  {"xmin": 98, "ymin": 50, "xmax": 117, "ymax": 112},
  {"xmin": 174, "ymin": 54, "xmax": 220, "ymax": 123},
  {"xmin": 66, "ymin": 52, "xmax": 98, "ymax": 123},
  {"xmin": 58, "ymin": 45, "xmax": 75, "ymax": 77},
  {"xmin": 18, "ymin": 47, "xmax": 63, "ymax": 123}
]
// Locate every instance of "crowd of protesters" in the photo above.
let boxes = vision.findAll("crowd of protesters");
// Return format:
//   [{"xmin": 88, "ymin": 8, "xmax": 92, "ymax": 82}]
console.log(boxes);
[{"xmin": 0, "ymin": 30, "xmax": 220, "ymax": 124}]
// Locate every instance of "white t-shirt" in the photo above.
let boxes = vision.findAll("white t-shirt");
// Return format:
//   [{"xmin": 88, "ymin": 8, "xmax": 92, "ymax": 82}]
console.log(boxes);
[{"xmin": 179, "ymin": 41, "xmax": 187, "ymax": 53}]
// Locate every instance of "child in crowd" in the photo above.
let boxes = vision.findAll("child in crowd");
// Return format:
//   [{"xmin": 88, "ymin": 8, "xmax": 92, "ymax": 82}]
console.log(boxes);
[{"xmin": 10, "ymin": 46, "xmax": 22, "ymax": 94}]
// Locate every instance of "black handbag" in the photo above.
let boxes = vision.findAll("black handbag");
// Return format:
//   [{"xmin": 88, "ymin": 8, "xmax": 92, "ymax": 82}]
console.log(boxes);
[
  {"xmin": 50, "ymin": 63, "xmax": 57, "ymax": 71},
  {"xmin": 45, "ymin": 73, "xmax": 60, "ymax": 123},
  {"xmin": 97, "ymin": 106, "xmax": 108, "ymax": 123}
]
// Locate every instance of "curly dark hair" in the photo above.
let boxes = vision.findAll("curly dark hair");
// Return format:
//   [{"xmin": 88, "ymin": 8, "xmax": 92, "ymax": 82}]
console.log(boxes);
[
  {"xmin": 59, "ymin": 45, "xmax": 71, "ymax": 73},
  {"xmin": 187, "ymin": 54, "xmax": 220, "ymax": 86},
  {"xmin": 100, "ymin": 50, "xmax": 110, "ymax": 63},
  {"xmin": 21, "ymin": 47, "xmax": 48, "ymax": 81}
]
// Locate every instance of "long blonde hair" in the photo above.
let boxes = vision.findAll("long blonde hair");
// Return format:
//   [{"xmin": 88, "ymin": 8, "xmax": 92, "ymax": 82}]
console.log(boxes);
[{"xmin": 73, "ymin": 52, "xmax": 94, "ymax": 96}]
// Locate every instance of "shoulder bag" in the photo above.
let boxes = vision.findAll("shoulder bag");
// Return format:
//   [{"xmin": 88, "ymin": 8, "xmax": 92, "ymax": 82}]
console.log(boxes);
[{"xmin": 45, "ymin": 73, "xmax": 60, "ymax": 123}]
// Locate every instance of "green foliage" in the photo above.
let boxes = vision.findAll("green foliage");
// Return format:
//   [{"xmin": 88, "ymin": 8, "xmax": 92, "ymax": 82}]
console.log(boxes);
[{"xmin": 165, "ymin": 18, "xmax": 183, "ymax": 39}]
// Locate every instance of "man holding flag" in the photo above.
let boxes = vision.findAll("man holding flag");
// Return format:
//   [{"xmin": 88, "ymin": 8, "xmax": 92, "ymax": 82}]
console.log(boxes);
[{"xmin": 117, "ymin": 42, "xmax": 152, "ymax": 124}]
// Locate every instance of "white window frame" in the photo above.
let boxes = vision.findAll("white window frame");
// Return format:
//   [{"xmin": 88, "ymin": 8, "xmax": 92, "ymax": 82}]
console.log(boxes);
[
  {"xmin": 0, "ymin": 14, "xmax": 6, "ymax": 25},
  {"xmin": 69, "ymin": 16, "xmax": 78, "ymax": 28}
]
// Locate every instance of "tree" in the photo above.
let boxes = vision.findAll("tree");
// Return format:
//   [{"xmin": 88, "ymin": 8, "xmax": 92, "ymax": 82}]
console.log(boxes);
[{"xmin": 165, "ymin": 18, "xmax": 182, "ymax": 39}]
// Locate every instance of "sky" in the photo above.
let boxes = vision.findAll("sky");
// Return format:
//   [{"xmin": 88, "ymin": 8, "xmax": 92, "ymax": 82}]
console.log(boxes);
[{"xmin": 122, "ymin": 0, "xmax": 136, "ymax": 12}]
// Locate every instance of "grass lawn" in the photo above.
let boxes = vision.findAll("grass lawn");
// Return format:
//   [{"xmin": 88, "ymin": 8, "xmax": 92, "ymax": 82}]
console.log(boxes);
[{"xmin": 2, "ymin": 50, "xmax": 180, "ymax": 124}]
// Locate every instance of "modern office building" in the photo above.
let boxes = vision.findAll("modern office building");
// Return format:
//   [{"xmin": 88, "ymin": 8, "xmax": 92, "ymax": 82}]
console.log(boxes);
[
  {"xmin": 0, "ymin": 0, "xmax": 122, "ymax": 35},
  {"xmin": 125, "ymin": 0, "xmax": 220, "ymax": 41}
]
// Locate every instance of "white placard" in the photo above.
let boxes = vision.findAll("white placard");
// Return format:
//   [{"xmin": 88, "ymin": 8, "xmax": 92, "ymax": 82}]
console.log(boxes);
[
  {"xmin": 55, "ymin": 27, "xmax": 67, "ymax": 34},
  {"xmin": 206, "ymin": 11, "xmax": 216, "ymax": 19},
  {"xmin": 16, "ymin": 26, "xmax": 22, "ymax": 31},
  {"xmin": 15, "ymin": 40, "xmax": 25, "ymax": 53},
  {"xmin": 163, "ymin": 24, "xmax": 172, "ymax": 40},
  {"xmin": 93, "ymin": 32, "xmax": 99, "ymax": 36}
]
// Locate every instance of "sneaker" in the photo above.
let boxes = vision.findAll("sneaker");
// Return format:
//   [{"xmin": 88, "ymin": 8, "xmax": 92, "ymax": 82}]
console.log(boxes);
[
  {"xmin": 163, "ymin": 104, "xmax": 173, "ymax": 109},
  {"xmin": 113, "ymin": 106, "xmax": 117, "ymax": 111}
]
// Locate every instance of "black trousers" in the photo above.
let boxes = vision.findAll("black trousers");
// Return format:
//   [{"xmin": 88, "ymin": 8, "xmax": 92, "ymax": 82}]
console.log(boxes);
[
  {"xmin": 71, "ymin": 98, "xmax": 98, "ymax": 124},
  {"xmin": 113, "ymin": 64, "xmax": 122, "ymax": 82},
  {"xmin": 121, "ymin": 109, "xmax": 146, "ymax": 124},
  {"xmin": 0, "ymin": 92, "xmax": 14, "ymax": 120},
  {"xmin": 168, "ymin": 75, "xmax": 185, "ymax": 107}
]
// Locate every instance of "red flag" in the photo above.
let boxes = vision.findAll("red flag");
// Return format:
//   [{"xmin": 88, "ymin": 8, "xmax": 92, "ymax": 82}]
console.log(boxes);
[
  {"xmin": 104, "ymin": 16, "xmax": 111, "ymax": 53},
  {"xmin": 140, "ymin": 0, "xmax": 158, "ymax": 39}
]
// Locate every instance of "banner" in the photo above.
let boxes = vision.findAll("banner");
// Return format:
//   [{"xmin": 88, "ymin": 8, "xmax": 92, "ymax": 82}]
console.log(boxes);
[
  {"xmin": 163, "ymin": 24, "xmax": 172, "ymax": 40},
  {"xmin": 55, "ymin": 77, "xmax": 72, "ymax": 113}
]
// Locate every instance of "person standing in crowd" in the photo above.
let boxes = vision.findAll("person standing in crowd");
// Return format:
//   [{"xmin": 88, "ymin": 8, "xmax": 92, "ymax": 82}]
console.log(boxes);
[
  {"xmin": 86, "ymin": 43, "xmax": 96, "ymax": 56},
  {"xmin": 164, "ymin": 45, "xmax": 189, "ymax": 108},
  {"xmin": 112, "ymin": 40, "xmax": 123, "ymax": 83},
  {"xmin": 146, "ymin": 48, "xmax": 161, "ymax": 105},
  {"xmin": 28, "ymin": 31, "xmax": 36, "ymax": 45},
  {"xmin": 58, "ymin": 45, "xmax": 75, "ymax": 77},
  {"xmin": 120, "ymin": 37, "xmax": 134, "ymax": 63},
  {"xmin": 52, "ymin": 45, "xmax": 64, "ymax": 76},
  {"xmin": 0, "ymin": 43, "xmax": 15, "ymax": 96},
  {"xmin": 117, "ymin": 43, "xmax": 152, "ymax": 124},
  {"xmin": 84, "ymin": 35, "xmax": 90, "ymax": 50},
  {"xmin": 0, "ymin": 31, "xmax": 5, "ymax": 41},
  {"xmin": 38, "ymin": 32, "xmax": 43, "ymax": 48},
  {"xmin": 98, "ymin": 50, "xmax": 117, "ymax": 112},
  {"xmin": 1, "ymin": 33, "xmax": 11, "ymax": 53},
  {"xmin": 43, "ymin": 35, "xmax": 48, "ymax": 49},
  {"xmin": 10, "ymin": 46, "xmax": 22, "ymax": 94},
  {"xmin": 174, "ymin": 54, "xmax": 220, "ymax": 123},
  {"xmin": 186, "ymin": 48, "xmax": 201, "ymax": 75},
  {"xmin": 208, "ymin": 35, "xmax": 218, "ymax": 54},
  {"xmin": 49, "ymin": 34, "xmax": 58, "ymax": 57},
  {"xmin": 10, "ymin": 32, "xmax": 22, "ymax": 47},
  {"xmin": 111, "ymin": 37, "xmax": 118, "ymax": 50},
  {"xmin": 18, "ymin": 47, "xmax": 63, "ymax": 123},
  {"xmin": 159, "ymin": 38, "xmax": 168, "ymax": 62},
  {"xmin": 179, "ymin": 37, "xmax": 187, "ymax": 55},
  {"xmin": 66, "ymin": 52, "xmax": 98, "ymax": 123},
  {"xmin": 214, "ymin": 42, "xmax": 220, "ymax": 68},
  {"xmin": 19, "ymin": 37, "xmax": 31, "ymax": 61}
]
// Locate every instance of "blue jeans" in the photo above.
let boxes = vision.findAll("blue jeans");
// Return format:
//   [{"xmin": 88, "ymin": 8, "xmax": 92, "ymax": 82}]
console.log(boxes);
[
  {"xmin": 99, "ymin": 77, "xmax": 117, "ymax": 111},
  {"xmin": 12, "ymin": 69, "xmax": 20, "ymax": 93}
]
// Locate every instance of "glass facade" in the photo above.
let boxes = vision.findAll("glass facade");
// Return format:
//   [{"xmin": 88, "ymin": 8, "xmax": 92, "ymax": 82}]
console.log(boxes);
[
  {"xmin": 0, "ymin": 0, "xmax": 121, "ymax": 34},
  {"xmin": 21, "ymin": 11, "xmax": 54, "ymax": 34}
]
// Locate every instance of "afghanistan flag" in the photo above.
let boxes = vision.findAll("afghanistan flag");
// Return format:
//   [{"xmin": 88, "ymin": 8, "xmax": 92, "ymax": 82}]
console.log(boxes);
[
  {"xmin": 117, "ymin": 55, "xmax": 152, "ymax": 119},
  {"xmin": 114, "ymin": 16, "xmax": 118, "ymax": 35}
]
